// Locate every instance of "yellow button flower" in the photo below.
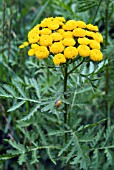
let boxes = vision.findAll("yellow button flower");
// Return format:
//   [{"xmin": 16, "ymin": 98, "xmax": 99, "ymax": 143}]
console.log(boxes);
[
  {"xmin": 62, "ymin": 38, "xmax": 76, "ymax": 46},
  {"xmin": 40, "ymin": 17, "xmax": 53, "ymax": 27},
  {"xmin": 55, "ymin": 17, "xmax": 66, "ymax": 22},
  {"xmin": 31, "ymin": 44, "xmax": 39, "ymax": 49},
  {"xmin": 57, "ymin": 29, "xmax": 65, "ymax": 34},
  {"xmin": 77, "ymin": 21, "xmax": 86, "ymax": 28},
  {"xmin": 40, "ymin": 28, "xmax": 52, "ymax": 35},
  {"xmin": 50, "ymin": 42, "xmax": 64, "ymax": 54},
  {"xmin": 89, "ymin": 40, "xmax": 100, "ymax": 50},
  {"xmin": 78, "ymin": 45, "xmax": 90, "ymax": 57},
  {"xmin": 19, "ymin": 44, "xmax": 25, "ymax": 49},
  {"xmin": 23, "ymin": 41, "xmax": 29, "ymax": 46},
  {"xmin": 28, "ymin": 49, "xmax": 35, "ymax": 56},
  {"xmin": 92, "ymin": 32, "xmax": 103, "ymax": 43},
  {"xmin": 48, "ymin": 20, "xmax": 60, "ymax": 30},
  {"xmin": 62, "ymin": 31, "xmax": 73, "ymax": 38},
  {"xmin": 90, "ymin": 49, "xmax": 103, "ymax": 61},
  {"xmin": 87, "ymin": 24, "xmax": 98, "ymax": 31},
  {"xmin": 51, "ymin": 32, "xmax": 63, "ymax": 41},
  {"xmin": 53, "ymin": 53, "xmax": 66, "ymax": 65},
  {"xmin": 62, "ymin": 20, "xmax": 78, "ymax": 30},
  {"xmin": 78, "ymin": 37, "xmax": 90, "ymax": 45},
  {"xmin": 64, "ymin": 46, "xmax": 78, "ymax": 59},
  {"xmin": 86, "ymin": 30, "xmax": 95, "ymax": 37},
  {"xmin": 73, "ymin": 28, "xmax": 86, "ymax": 37},
  {"xmin": 39, "ymin": 35, "xmax": 53, "ymax": 46},
  {"xmin": 28, "ymin": 30, "xmax": 40, "ymax": 44},
  {"xmin": 35, "ymin": 46, "xmax": 49, "ymax": 59}
]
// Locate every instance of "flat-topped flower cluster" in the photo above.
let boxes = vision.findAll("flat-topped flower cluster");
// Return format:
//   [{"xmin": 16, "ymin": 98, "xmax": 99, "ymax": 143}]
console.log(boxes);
[{"xmin": 19, "ymin": 17, "xmax": 103, "ymax": 65}]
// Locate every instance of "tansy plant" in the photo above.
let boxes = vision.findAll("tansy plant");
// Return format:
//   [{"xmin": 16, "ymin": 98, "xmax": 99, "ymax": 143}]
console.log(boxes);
[{"xmin": 19, "ymin": 16, "xmax": 103, "ymax": 168}]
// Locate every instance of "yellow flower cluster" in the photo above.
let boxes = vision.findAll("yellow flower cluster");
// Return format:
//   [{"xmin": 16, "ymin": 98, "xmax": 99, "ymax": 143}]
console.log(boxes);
[{"xmin": 19, "ymin": 17, "xmax": 103, "ymax": 64}]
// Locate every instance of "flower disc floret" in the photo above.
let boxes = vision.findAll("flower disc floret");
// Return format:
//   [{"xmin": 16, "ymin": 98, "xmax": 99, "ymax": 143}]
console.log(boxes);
[
  {"xmin": 78, "ymin": 37, "xmax": 90, "ymax": 45},
  {"xmin": 39, "ymin": 35, "xmax": 53, "ymax": 46},
  {"xmin": 89, "ymin": 40, "xmax": 100, "ymax": 50},
  {"xmin": 53, "ymin": 53, "xmax": 66, "ymax": 65},
  {"xmin": 64, "ymin": 46, "xmax": 78, "ymax": 59},
  {"xmin": 62, "ymin": 38, "xmax": 76, "ymax": 46},
  {"xmin": 73, "ymin": 28, "xmax": 86, "ymax": 37},
  {"xmin": 90, "ymin": 49, "xmax": 103, "ymax": 61},
  {"xmin": 35, "ymin": 46, "xmax": 49, "ymax": 59},
  {"xmin": 78, "ymin": 45, "xmax": 90, "ymax": 57},
  {"xmin": 50, "ymin": 42, "xmax": 64, "ymax": 54},
  {"xmin": 87, "ymin": 24, "xmax": 98, "ymax": 31},
  {"xmin": 51, "ymin": 32, "xmax": 63, "ymax": 41}
]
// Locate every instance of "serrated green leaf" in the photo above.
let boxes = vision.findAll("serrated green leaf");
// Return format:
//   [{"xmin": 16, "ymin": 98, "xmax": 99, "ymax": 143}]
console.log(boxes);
[
  {"xmin": 13, "ymin": 81, "xmax": 27, "ymax": 97},
  {"xmin": 30, "ymin": 78, "xmax": 41, "ymax": 99},
  {"xmin": 18, "ymin": 154, "xmax": 27, "ymax": 165},
  {"xmin": 7, "ymin": 101, "xmax": 25, "ymax": 112},
  {"xmin": 19, "ymin": 104, "xmax": 40, "ymax": 121},
  {"xmin": 3, "ymin": 84, "xmax": 16, "ymax": 96},
  {"xmin": 58, "ymin": 136, "xmax": 73, "ymax": 156}
]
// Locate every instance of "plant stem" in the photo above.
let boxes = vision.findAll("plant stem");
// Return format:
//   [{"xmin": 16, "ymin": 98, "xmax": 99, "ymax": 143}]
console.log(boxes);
[
  {"xmin": 68, "ymin": 58, "xmax": 85, "ymax": 75},
  {"xmin": 64, "ymin": 61, "xmax": 68, "ymax": 143},
  {"xmin": 63, "ymin": 61, "xmax": 70, "ymax": 170},
  {"xmin": 92, "ymin": 0, "xmax": 103, "ymax": 24}
]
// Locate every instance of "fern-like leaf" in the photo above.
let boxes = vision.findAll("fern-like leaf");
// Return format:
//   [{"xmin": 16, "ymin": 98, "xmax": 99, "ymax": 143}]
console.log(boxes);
[{"xmin": 7, "ymin": 101, "xmax": 25, "ymax": 112}]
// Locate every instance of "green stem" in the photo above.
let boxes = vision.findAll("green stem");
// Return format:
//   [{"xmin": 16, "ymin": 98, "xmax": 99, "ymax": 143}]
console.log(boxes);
[
  {"xmin": 63, "ymin": 61, "xmax": 70, "ymax": 170},
  {"xmin": 68, "ymin": 58, "xmax": 85, "ymax": 75},
  {"xmin": 64, "ymin": 61, "xmax": 68, "ymax": 143},
  {"xmin": 92, "ymin": 0, "xmax": 103, "ymax": 24}
]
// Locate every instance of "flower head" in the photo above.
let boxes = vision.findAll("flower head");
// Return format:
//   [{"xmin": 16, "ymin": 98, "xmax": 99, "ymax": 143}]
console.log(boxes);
[
  {"xmin": 78, "ymin": 37, "xmax": 90, "ymax": 45},
  {"xmin": 50, "ymin": 42, "xmax": 64, "ymax": 54},
  {"xmin": 53, "ymin": 54, "xmax": 66, "ymax": 65},
  {"xmin": 40, "ymin": 28, "xmax": 52, "ymax": 35},
  {"xmin": 73, "ymin": 28, "xmax": 86, "ymax": 37},
  {"xmin": 87, "ymin": 24, "xmax": 98, "ymax": 31},
  {"xmin": 77, "ymin": 21, "xmax": 86, "ymax": 28},
  {"xmin": 89, "ymin": 40, "xmax": 100, "ymax": 50},
  {"xmin": 28, "ymin": 49, "xmax": 35, "ymax": 56},
  {"xmin": 62, "ymin": 31, "xmax": 73, "ymax": 38},
  {"xmin": 63, "ymin": 20, "xmax": 78, "ymax": 30},
  {"xmin": 39, "ymin": 35, "xmax": 53, "ymax": 46},
  {"xmin": 35, "ymin": 46, "xmax": 49, "ymax": 59},
  {"xmin": 62, "ymin": 38, "xmax": 76, "ymax": 46},
  {"xmin": 90, "ymin": 49, "xmax": 103, "ymax": 61},
  {"xmin": 78, "ymin": 45, "xmax": 90, "ymax": 57},
  {"xmin": 64, "ymin": 46, "xmax": 78, "ymax": 59},
  {"xmin": 51, "ymin": 32, "xmax": 63, "ymax": 41}
]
